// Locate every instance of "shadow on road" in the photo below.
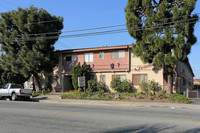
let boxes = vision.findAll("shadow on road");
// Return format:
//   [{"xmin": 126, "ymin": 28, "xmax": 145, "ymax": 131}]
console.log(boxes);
[
  {"xmin": 30, "ymin": 97, "xmax": 48, "ymax": 102},
  {"xmin": 98, "ymin": 124, "xmax": 200, "ymax": 133}
]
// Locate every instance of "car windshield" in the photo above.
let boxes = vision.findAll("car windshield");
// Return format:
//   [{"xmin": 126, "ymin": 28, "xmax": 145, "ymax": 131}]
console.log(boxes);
[{"xmin": 4, "ymin": 84, "xmax": 9, "ymax": 89}]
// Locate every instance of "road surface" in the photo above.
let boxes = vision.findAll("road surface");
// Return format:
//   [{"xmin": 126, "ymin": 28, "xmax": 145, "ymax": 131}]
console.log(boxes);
[{"xmin": 0, "ymin": 101, "xmax": 200, "ymax": 133}]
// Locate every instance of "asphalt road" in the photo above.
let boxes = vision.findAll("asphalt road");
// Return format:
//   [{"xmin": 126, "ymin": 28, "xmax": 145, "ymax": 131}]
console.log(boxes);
[{"xmin": 0, "ymin": 101, "xmax": 200, "ymax": 133}]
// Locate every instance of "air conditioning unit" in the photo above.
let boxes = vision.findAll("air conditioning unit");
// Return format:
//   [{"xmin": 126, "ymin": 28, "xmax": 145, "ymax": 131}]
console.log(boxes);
[{"xmin": 110, "ymin": 63, "xmax": 114, "ymax": 69}]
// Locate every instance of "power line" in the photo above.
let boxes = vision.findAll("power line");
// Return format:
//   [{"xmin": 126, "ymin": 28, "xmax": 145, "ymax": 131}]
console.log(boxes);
[
  {"xmin": 0, "ymin": 12, "xmax": 198, "ymax": 42},
  {"xmin": 1, "ymin": 18, "xmax": 198, "ymax": 42},
  {"xmin": 12, "ymin": 12, "xmax": 199, "ymax": 38},
  {"xmin": 17, "ymin": 17, "xmax": 200, "ymax": 41}
]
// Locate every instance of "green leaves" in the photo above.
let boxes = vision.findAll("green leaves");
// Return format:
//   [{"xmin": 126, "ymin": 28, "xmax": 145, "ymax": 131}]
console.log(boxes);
[
  {"xmin": 71, "ymin": 62, "xmax": 90, "ymax": 90},
  {"xmin": 0, "ymin": 6, "xmax": 63, "ymax": 80},
  {"xmin": 125, "ymin": 0, "xmax": 197, "ymax": 72}
]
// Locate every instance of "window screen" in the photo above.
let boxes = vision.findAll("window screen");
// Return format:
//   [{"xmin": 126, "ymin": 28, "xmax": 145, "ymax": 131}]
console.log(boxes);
[
  {"xmin": 132, "ymin": 74, "xmax": 147, "ymax": 85},
  {"xmin": 111, "ymin": 50, "xmax": 125, "ymax": 59}
]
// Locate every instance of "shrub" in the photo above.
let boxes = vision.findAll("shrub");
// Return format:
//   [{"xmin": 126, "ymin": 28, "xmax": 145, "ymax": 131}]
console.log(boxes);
[
  {"xmin": 139, "ymin": 81, "xmax": 149, "ymax": 93},
  {"xmin": 121, "ymin": 80, "xmax": 133, "ymax": 93},
  {"xmin": 87, "ymin": 79, "xmax": 98, "ymax": 92},
  {"xmin": 148, "ymin": 80, "xmax": 161, "ymax": 95},
  {"xmin": 86, "ymin": 88, "xmax": 93, "ymax": 97},
  {"xmin": 78, "ymin": 92, "xmax": 88, "ymax": 99},
  {"xmin": 110, "ymin": 77, "xmax": 133, "ymax": 93},
  {"xmin": 71, "ymin": 63, "xmax": 82, "ymax": 90},
  {"xmin": 169, "ymin": 93, "xmax": 192, "ymax": 104},
  {"xmin": 138, "ymin": 96, "xmax": 144, "ymax": 99},
  {"xmin": 61, "ymin": 93, "xmax": 75, "ymax": 99},
  {"xmin": 148, "ymin": 92, "xmax": 153, "ymax": 97},
  {"xmin": 110, "ymin": 77, "xmax": 122, "ymax": 92},
  {"xmin": 150, "ymin": 97, "xmax": 154, "ymax": 100},
  {"xmin": 98, "ymin": 89, "xmax": 104, "ymax": 97},
  {"xmin": 97, "ymin": 81, "xmax": 107, "ymax": 92},
  {"xmin": 157, "ymin": 90, "xmax": 167, "ymax": 100},
  {"xmin": 72, "ymin": 62, "xmax": 90, "ymax": 90}
]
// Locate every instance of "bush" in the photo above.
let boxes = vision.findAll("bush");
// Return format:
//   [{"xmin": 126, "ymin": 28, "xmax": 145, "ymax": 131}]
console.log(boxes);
[
  {"xmin": 61, "ymin": 93, "xmax": 75, "ymax": 99},
  {"xmin": 87, "ymin": 79, "xmax": 98, "ymax": 92},
  {"xmin": 121, "ymin": 80, "xmax": 133, "ymax": 93},
  {"xmin": 157, "ymin": 90, "xmax": 167, "ymax": 100},
  {"xmin": 97, "ymin": 81, "xmax": 107, "ymax": 92},
  {"xmin": 110, "ymin": 77, "xmax": 122, "ymax": 92},
  {"xmin": 110, "ymin": 77, "xmax": 133, "ymax": 93},
  {"xmin": 139, "ymin": 81, "xmax": 149, "ymax": 93},
  {"xmin": 148, "ymin": 92, "xmax": 153, "ymax": 97},
  {"xmin": 86, "ymin": 88, "xmax": 93, "ymax": 97},
  {"xmin": 148, "ymin": 80, "xmax": 161, "ymax": 95},
  {"xmin": 169, "ymin": 93, "xmax": 192, "ymax": 104},
  {"xmin": 98, "ymin": 89, "xmax": 104, "ymax": 97},
  {"xmin": 72, "ymin": 62, "xmax": 90, "ymax": 90},
  {"xmin": 150, "ymin": 97, "xmax": 154, "ymax": 100},
  {"xmin": 78, "ymin": 92, "xmax": 88, "ymax": 99}
]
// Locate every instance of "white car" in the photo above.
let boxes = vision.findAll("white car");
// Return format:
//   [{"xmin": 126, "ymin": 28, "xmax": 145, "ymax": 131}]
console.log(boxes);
[{"xmin": 0, "ymin": 83, "xmax": 32, "ymax": 101}]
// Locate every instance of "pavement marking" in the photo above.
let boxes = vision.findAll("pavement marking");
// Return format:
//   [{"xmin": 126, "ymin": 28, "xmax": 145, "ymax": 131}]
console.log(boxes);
[
  {"xmin": 52, "ymin": 112, "xmax": 88, "ymax": 116},
  {"xmin": 170, "ymin": 120, "xmax": 200, "ymax": 125}
]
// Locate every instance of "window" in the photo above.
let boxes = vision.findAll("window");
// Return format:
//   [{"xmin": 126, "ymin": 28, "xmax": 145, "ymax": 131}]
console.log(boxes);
[
  {"xmin": 66, "ymin": 54, "xmax": 77, "ymax": 61},
  {"xmin": 99, "ymin": 52, "xmax": 104, "ymax": 59},
  {"xmin": 11, "ymin": 84, "xmax": 21, "ymax": 89},
  {"xmin": 112, "ymin": 75, "xmax": 126, "ymax": 81},
  {"xmin": 4, "ymin": 84, "xmax": 9, "ymax": 89},
  {"xmin": 66, "ymin": 56, "xmax": 71, "ymax": 61},
  {"xmin": 100, "ymin": 75, "xmax": 106, "ymax": 83},
  {"xmin": 72, "ymin": 54, "xmax": 77, "ymax": 61},
  {"xmin": 132, "ymin": 74, "xmax": 147, "ymax": 85},
  {"xmin": 84, "ymin": 53, "xmax": 93, "ymax": 62},
  {"xmin": 111, "ymin": 50, "xmax": 125, "ymax": 59}
]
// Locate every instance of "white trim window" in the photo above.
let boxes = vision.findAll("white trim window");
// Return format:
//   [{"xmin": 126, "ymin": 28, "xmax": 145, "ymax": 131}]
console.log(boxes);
[
  {"xmin": 111, "ymin": 50, "xmax": 125, "ymax": 59},
  {"xmin": 99, "ymin": 52, "xmax": 104, "ymax": 59},
  {"xmin": 84, "ymin": 53, "xmax": 93, "ymax": 62}
]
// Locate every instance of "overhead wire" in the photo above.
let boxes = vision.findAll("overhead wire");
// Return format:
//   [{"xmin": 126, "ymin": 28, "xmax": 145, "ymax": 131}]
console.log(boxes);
[
  {"xmin": 0, "ymin": 1, "xmax": 192, "ymax": 30},
  {"xmin": 0, "ymin": 18, "xmax": 199, "ymax": 42},
  {"xmin": 5, "ymin": 16, "xmax": 198, "ymax": 42},
  {"xmin": 12, "ymin": 12, "xmax": 200, "ymax": 37}
]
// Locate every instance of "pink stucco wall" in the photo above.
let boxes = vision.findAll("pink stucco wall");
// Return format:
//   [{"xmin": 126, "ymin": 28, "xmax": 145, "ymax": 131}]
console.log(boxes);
[{"xmin": 62, "ymin": 49, "xmax": 129, "ymax": 73}]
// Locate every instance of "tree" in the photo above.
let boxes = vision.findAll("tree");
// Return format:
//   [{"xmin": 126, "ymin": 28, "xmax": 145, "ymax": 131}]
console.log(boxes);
[
  {"xmin": 125, "ymin": 0, "xmax": 198, "ymax": 93},
  {"xmin": 71, "ymin": 62, "xmax": 90, "ymax": 90},
  {"xmin": 1, "ymin": 70, "xmax": 29, "ymax": 87},
  {"xmin": 71, "ymin": 63, "xmax": 82, "ymax": 90},
  {"xmin": 0, "ymin": 6, "xmax": 63, "ymax": 91}
]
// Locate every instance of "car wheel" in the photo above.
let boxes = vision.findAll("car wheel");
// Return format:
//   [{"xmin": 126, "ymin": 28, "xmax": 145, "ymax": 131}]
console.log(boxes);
[{"xmin": 11, "ymin": 93, "xmax": 17, "ymax": 101}]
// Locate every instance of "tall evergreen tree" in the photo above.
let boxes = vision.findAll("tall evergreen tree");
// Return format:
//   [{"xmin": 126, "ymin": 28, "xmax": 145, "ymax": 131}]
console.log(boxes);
[
  {"xmin": 125, "ymin": 0, "xmax": 198, "ymax": 93},
  {"xmin": 0, "ymin": 6, "xmax": 63, "ymax": 91}
]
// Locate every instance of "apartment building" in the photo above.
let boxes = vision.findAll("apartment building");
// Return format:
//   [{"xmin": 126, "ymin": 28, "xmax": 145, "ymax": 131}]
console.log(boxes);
[{"xmin": 51, "ymin": 45, "xmax": 194, "ymax": 94}]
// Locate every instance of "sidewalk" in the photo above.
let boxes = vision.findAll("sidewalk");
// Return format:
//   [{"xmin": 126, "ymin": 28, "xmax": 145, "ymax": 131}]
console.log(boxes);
[{"xmin": 32, "ymin": 92, "xmax": 200, "ymax": 110}]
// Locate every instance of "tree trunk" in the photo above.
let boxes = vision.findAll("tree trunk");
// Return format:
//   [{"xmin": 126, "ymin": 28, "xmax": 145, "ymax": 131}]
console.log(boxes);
[
  {"xmin": 167, "ymin": 73, "xmax": 172, "ymax": 94},
  {"xmin": 33, "ymin": 73, "xmax": 42, "ymax": 91}
]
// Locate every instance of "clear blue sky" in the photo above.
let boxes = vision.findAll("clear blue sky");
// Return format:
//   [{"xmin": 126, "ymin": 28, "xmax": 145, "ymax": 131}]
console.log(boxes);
[{"xmin": 1, "ymin": 0, "xmax": 200, "ymax": 78}]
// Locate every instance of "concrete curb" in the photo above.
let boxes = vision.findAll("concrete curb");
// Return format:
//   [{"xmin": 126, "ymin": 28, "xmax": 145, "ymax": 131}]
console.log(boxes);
[{"xmin": 33, "ymin": 97, "xmax": 200, "ymax": 110}]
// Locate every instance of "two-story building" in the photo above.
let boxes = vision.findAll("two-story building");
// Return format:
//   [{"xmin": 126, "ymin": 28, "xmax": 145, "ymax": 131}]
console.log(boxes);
[{"xmin": 49, "ymin": 44, "xmax": 194, "ymax": 94}]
